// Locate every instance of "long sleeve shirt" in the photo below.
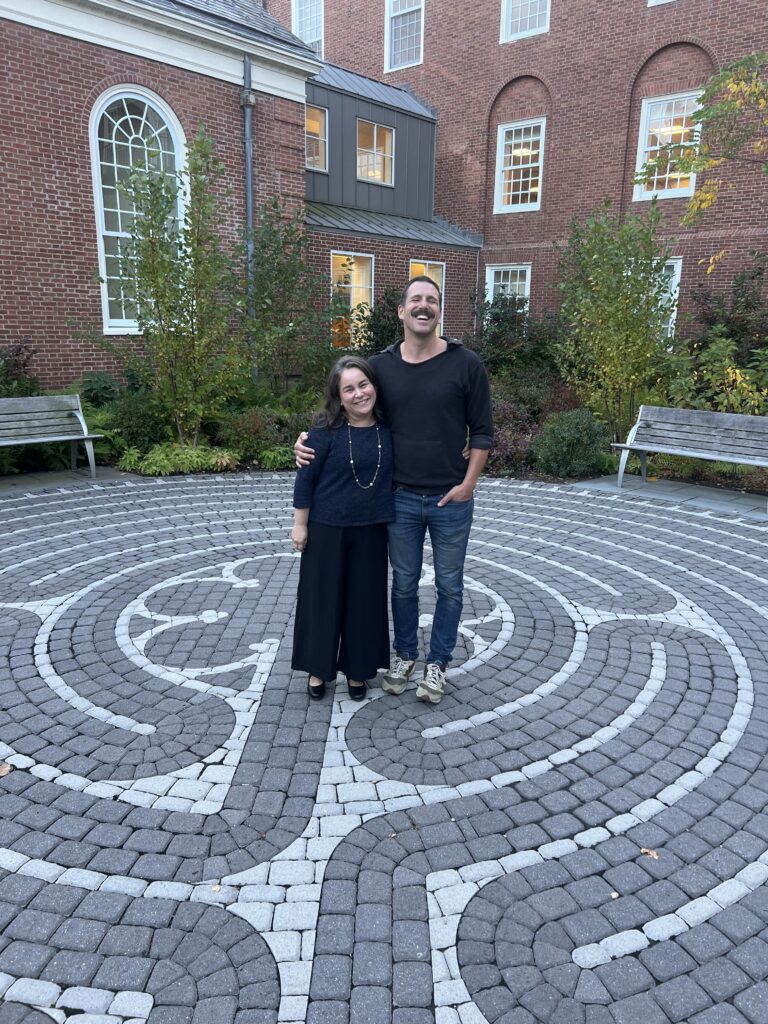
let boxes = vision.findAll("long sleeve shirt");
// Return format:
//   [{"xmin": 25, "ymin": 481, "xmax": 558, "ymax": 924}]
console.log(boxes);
[{"xmin": 293, "ymin": 422, "xmax": 395, "ymax": 526}]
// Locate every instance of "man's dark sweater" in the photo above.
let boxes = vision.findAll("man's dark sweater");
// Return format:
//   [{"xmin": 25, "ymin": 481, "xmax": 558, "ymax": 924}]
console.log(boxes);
[{"xmin": 370, "ymin": 339, "xmax": 493, "ymax": 493}]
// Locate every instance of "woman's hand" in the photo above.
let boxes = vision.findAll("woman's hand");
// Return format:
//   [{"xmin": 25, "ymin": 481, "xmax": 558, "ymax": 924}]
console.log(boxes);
[{"xmin": 291, "ymin": 523, "xmax": 308, "ymax": 552}]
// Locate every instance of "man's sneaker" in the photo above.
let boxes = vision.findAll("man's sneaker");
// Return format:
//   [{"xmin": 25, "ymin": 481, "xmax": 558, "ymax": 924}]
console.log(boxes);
[
  {"xmin": 416, "ymin": 663, "xmax": 446, "ymax": 704},
  {"xmin": 382, "ymin": 656, "xmax": 415, "ymax": 695}
]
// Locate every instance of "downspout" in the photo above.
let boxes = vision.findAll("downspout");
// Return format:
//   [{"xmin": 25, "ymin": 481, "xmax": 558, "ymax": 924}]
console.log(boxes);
[{"xmin": 241, "ymin": 56, "xmax": 257, "ymax": 360}]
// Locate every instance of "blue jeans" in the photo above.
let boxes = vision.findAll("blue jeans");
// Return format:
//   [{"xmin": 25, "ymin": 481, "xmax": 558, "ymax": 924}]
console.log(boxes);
[{"xmin": 387, "ymin": 488, "xmax": 474, "ymax": 666}]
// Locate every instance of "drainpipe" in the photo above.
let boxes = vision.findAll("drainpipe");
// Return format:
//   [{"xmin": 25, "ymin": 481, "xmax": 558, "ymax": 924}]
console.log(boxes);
[{"xmin": 241, "ymin": 56, "xmax": 257, "ymax": 323}]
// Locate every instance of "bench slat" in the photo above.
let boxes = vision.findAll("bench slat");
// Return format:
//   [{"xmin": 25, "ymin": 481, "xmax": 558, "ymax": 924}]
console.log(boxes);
[
  {"xmin": 613, "ymin": 443, "xmax": 768, "ymax": 468},
  {"xmin": 631, "ymin": 431, "xmax": 768, "ymax": 459},
  {"xmin": 0, "ymin": 396, "xmax": 81, "ymax": 413},
  {"xmin": 637, "ymin": 405, "xmax": 768, "ymax": 434}
]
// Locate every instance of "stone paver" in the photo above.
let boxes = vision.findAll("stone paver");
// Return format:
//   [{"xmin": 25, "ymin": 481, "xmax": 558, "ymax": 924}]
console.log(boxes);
[{"xmin": 1, "ymin": 474, "xmax": 767, "ymax": 1022}]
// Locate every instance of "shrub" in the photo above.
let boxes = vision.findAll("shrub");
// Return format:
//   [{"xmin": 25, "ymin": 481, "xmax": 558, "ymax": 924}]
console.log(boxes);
[
  {"xmin": 104, "ymin": 391, "xmax": 172, "ymax": 452},
  {"xmin": 532, "ymin": 408, "xmax": 608, "ymax": 478},
  {"xmin": 0, "ymin": 344, "xmax": 39, "ymax": 398},
  {"xmin": 81, "ymin": 371, "xmax": 121, "ymax": 407},
  {"xmin": 485, "ymin": 398, "xmax": 538, "ymax": 476},
  {"xmin": 119, "ymin": 443, "xmax": 240, "ymax": 475},
  {"xmin": 259, "ymin": 446, "xmax": 295, "ymax": 471}
]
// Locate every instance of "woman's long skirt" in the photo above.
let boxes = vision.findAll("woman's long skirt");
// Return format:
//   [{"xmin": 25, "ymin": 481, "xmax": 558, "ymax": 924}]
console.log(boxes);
[{"xmin": 291, "ymin": 520, "xmax": 390, "ymax": 682}]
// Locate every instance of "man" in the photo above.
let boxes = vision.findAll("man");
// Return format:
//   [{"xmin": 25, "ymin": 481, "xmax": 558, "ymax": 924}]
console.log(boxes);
[{"xmin": 296, "ymin": 276, "xmax": 493, "ymax": 704}]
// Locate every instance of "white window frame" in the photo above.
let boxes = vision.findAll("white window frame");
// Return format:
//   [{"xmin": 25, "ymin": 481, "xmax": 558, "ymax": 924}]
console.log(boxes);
[
  {"xmin": 409, "ymin": 259, "xmax": 445, "ymax": 330},
  {"xmin": 485, "ymin": 264, "xmax": 531, "ymax": 304},
  {"xmin": 661, "ymin": 257, "xmax": 682, "ymax": 338},
  {"xmin": 500, "ymin": 0, "xmax": 550, "ymax": 43},
  {"xmin": 88, "ymin": 85, "xmax": 186, "ymax": 335},
  {"xmin": 292, "ymin": 0, "xmax": 324, "ymax": 57},
  {"xmin": 648, "ymin": 0, "xmax": 676, "ymax": 6},
  {"xmin": 331, "ymin": 251, "xmax": 375, "ymax": 346},
  {"xmin": 356, "ymin": 119, "xmax": 396, "ymax": 187},
  {"xmin": 385, "ymin": 0, "xmax": 424, "ymax": 73},
  {"xmin": 305, "ymin": 104, "xmax": 328, "ymax": 172},
  {"xmin": 633, "ymin": 90, "xmax": 702, "ymax": 202},
  {"xmin": 493, "ymin": 117, "xmax": 545, "ymax": 214}
]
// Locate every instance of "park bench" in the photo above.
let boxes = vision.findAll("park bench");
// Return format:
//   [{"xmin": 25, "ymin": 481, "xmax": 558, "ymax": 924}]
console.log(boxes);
[
  {"xmin": 0, "ymin": 395, "xmax": 103, "ymax": 478},
  {"xmin": 613, "ymin": 405, "xmax": 768, "ymax": 506}
]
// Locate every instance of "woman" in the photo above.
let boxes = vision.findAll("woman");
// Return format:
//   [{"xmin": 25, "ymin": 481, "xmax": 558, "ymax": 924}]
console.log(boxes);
[{"xmin": 291, "ymin": 355, "xmax": 394, "ymax": 701}]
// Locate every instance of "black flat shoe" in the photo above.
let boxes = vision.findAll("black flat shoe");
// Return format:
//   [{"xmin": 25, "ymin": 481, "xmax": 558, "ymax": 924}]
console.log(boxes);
[
  {"xmin": 347, "ymin": 680, "xmax": 367, "ymax": 702},
  {"xmin": 308, "ymin": 678, "xmax": 325, "ymax": 700}
]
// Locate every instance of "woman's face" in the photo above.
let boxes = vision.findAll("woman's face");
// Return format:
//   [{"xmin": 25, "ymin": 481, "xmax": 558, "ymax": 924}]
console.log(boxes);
[{"xmin": 338, "ymin": 367, "xmax": 376, "ymax": 425}]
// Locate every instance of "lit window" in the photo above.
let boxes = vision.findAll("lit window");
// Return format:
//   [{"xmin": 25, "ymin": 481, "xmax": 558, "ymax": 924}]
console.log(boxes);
[
  {"xmin": 357, "ymin": 120, "xmax": 395, "ymax": 185},
  {"xmin": 633, "ymin": 91, "xmax": 701, "ymax": 201},
  {"xmin": 331, "ymin": 252, "xmax": 374, "ymax": 346},
  {"xmin": 293, "ymin": 0, "xmax": 324, "ymax": 57},
  {"xmin": 90, "ymin": 87, "xmax": 184, "ymax": 332},
  {"xmin": 485, "ymin": 265, "xmax": 531, "ymax": 303},
  {"xmin": 493, "ymin": 118, "xmax": 545, "ymax": 213},
  {"xmin": 305, "ymin": 105, "xmax": 327, "ymax": 171},
  {"xmin": 409, "ymin": 260, "xmax": 445, "ymax": 329},
  {"xmin": 660, "ymin": 258, "xmax": 682, "ymax": 338},
  {"xmin": 500, "ymin": 0, "xmax": 550, "ymax": 42},
  {"xmin": 386, "ymin": 0, "xmax": 424, "ymax": 71}
]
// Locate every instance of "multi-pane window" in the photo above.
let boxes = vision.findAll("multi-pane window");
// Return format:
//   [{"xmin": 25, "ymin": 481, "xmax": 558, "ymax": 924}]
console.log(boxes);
[
  {"xmin": 500, "ymin": 0, "xmax": 550, "ymax": 42},
  {"xmin": 357, "ymin": 120, "xmax": 395, "ymax": 185},
  {"xmin": 660, "ymin": 258, "xmax": 682, "ymax": 338},
  {"xmin": 92, "ymin": 89, "xmax": 182, "ymax": 331},
  {"xmin": 386, "ymin": 0, "xmax": 424, "ymax": 71},
  {"xmin": 409, "ymin": 260, "xmax": 445, "ymax": 329},
  {"xmin": 485, "ymin": 265, "xmax": 531, "ymax": 303},
  {"xmin": 493, "ymin": 118, "xmax": 545, "ymax": 213},
  {"xmin": 292, "ymin": 0, "xmax": 323, "ymax": 57},
  {"xmin": 305, "ymin": 105, "xmax": 327, "ymax": 171},
  {"xmin": 633, "ymin": 91, "xmax": 700, "ymax": 200},
  {"xmin": 331, "ymin": 252, "xmax": 374, "ymax": 346}
]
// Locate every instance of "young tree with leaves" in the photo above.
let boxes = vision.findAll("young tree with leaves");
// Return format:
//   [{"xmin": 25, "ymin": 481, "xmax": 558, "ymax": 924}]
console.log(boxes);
[{"xmin": 556, "ymin": 200, "xmax": 675, "ymax": 443}]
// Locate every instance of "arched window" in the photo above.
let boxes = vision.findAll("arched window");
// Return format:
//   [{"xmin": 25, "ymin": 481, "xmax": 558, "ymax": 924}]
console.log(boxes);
[{"xmin": 90, "ymin": 87, "xmax": 185, "ymax": 332}]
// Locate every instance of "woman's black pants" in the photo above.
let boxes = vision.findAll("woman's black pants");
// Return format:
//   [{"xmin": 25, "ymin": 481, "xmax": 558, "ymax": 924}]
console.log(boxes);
[{"xmin": 291, "ymin": 520, "xmax": 390, "ymax": 682}]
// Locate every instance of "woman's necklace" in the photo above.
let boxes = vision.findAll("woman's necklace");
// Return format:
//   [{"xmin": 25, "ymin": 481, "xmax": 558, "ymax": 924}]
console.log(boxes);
[{"xmin": 347, "ymin": 422, "xmax": 381, "ymax": 489}]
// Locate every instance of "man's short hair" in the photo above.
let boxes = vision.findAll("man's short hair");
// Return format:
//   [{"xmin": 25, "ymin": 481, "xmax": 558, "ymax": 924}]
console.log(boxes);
[{"xmin": 400, "ymin": 275, "xmax": 442, "ymax": 308}]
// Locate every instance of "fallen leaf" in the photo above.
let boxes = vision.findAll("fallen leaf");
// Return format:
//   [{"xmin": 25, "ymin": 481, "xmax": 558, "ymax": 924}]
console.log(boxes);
[
  {"xmin": 610, "ymin": 891, "xmax": 620, "ymax": 900},
  {"xmin": 640, "ymin": 848, "xmax": 659, "ymax": 860},
  {"xmin": 0, "ymin": 763, "xmax": 12, "ymax": 778},
  {"xmin": 390, "ymin": 832, "xmax": 397, "ymax": 838},
  {"xmin": 212, "ymin": 884, "xmax": 221, "ymax": 892}
]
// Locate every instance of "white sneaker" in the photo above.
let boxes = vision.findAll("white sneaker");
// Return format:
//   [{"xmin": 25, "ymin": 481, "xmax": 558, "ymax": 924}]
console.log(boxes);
[
  {"xmin": 382, "ymin": 656, "xmax": 416, "ymax": 695},
  {"xmin": 416, "ymin": 663, "xmax": 446, "ymax": 704}
]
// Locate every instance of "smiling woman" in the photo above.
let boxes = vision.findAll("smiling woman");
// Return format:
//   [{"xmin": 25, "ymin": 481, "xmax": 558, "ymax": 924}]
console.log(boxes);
[{"xmin": 290, "ymin": 356, "xmax": 395, "ymax": 702}]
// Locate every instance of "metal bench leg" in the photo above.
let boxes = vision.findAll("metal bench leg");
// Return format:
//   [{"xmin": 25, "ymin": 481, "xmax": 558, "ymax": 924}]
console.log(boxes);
[
  {"xmin": 640, "ymin": 452, "xmax": 647, "ymax": 482},
  {"xmin": 617, "ymin": 450, "xmax": 629, "ymax": 489},
  {"xmin": 84, "ymin": 440, "xmax": 97, "ymax": 479},
  {"xmin": 70, "ymin": 440, "xmax": 78, "ymax": 472}
]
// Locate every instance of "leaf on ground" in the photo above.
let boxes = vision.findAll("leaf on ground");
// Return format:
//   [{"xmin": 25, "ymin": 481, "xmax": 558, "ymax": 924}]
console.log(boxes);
[
  {"xmin": 0, "ymin": 763, "xmax": 12, "ymax": 778},
  {"xmin": 640, "ymin": 847, "xmax": 659, "ymax": 860},
  {"xmin": 212, "ymin": 884, "xmax": 221, "ymax": 892}
]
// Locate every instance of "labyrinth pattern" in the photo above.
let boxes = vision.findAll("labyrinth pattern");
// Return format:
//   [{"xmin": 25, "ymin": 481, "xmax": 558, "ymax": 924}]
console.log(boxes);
[{"xmin": 0, "ymin": 475, "xmax": 767, "ymax": 1024}]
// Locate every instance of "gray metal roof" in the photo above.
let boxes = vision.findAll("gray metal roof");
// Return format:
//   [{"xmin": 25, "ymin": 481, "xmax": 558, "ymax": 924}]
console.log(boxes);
[
  {"xmin": 138, "ymin": 0, "xmax": 317, "ymax": 59},
  {"xmin": 311, "ymin": 64, "xmax": 435, "ymax": 119},
  {"xmin": 305, "ymin": 202, "xmax": 482, "ymax": 248}
]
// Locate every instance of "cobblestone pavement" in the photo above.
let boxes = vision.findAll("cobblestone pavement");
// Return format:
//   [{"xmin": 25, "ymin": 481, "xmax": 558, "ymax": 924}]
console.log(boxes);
[{"xmin": 1, "ymin": 474, "xmax": 767, "ymax": 1024}]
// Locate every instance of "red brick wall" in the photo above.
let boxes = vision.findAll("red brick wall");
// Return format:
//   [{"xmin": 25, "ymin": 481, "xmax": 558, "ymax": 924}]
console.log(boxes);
[
  {"xmin": 0, "ymin": 18, "xmax": 305, "ymax": 388},
  {"xmin": 306, "ymin": 230, "xmax": 479, "ymax": 339},
  {"xmin": 267, "ymin": 0, "xmax": 768, "ymax": 323}
]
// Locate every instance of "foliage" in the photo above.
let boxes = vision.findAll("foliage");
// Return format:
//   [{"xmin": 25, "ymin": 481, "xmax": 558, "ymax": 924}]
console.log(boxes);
[
  {"xmin": 258, "ymin": 446, "xmax": 295, "ymax": 471},
  {"xmin": 664, "ymin": 326, "xmax": 768, "ymax": 415},
  {"xmin": 639, "ymin": 52, "xmax": 768, "ymax": 227},
  {"xmin": 556, "ymin": 199, "xmax": 675, "ymax": 443},
  {"xmin": 118, "ymin": 442, "xmax": 240, "ymax": 475},
  {"xmin": 214, "ymin": 399, "xmax": 319, "ymax": 467},
  {"xmin": 80, "ymin": 371, "xmax": 121, "ymax": 408},
  {"xmin": 103, "ymin": 390, "xmax": 173, "ymax": 452},
  {"xmin": 354, "ymin": 286, "xmax": 402, "ymax": 355},
  {"xmin": 113, "ymin": 127, "xmax": 249, "ymax": 446},
  {"xmin": 690, "ymin": 253, "xmax": 768, "ymax": 363},
  {"xmin": 249, "ymin": 198, "xmax": 337, "ymax": 393},
  {"xmin": 532, "ymin": 408, "xmax": 609, "ymax": 478},
  {"xmin": 0, "ymin": 344, "xmax": 39, "ymax": 398}
]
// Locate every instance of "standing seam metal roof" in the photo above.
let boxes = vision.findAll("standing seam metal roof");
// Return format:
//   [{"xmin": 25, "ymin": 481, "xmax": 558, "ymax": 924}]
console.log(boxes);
[
  {"xmin": 310, "ymin": 63, "xmax": 435, "ymax": 119},
  {"xmin": 305, "ymin": 202, "xmax": 482, "ymax": 248}
]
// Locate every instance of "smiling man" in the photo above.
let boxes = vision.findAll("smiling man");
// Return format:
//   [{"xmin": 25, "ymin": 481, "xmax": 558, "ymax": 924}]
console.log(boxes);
[{"xmin": 296, "ymin": 275, "xmax": 493, "ymax": 704}]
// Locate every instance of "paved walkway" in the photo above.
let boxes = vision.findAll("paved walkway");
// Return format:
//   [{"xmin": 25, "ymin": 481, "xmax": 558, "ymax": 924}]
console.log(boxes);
[{"xmin": 0, "ymin": 473, "xmax": 767, "ymax": 1024}]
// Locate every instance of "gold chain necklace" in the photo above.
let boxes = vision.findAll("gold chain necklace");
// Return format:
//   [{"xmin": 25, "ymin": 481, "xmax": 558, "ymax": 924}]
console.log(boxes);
[{"xmin": 347, "ymin": 423, "xmax": 381, "ymax": 490}]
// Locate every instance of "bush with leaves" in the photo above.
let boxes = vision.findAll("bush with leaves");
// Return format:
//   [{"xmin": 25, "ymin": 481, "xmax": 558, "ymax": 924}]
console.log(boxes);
[
  {"xmin": 80, "ymin": 371, "xmax": 121, "ymax": 408},
  {"xmin": 103, "ymin": 390, "xmax": 173, "ymax": 452},
  {"xmin": 690, "ymin": 253, "xmax": 768, "ymax": 365},
  {"xmin": 664, "ymin": 326, "xmax": 768, "ymax": 415},
  {"xmin": 0, "ymin": 344, "xmax": 39, "ymax": 398},
  {"xmin": 556, "ymin": 199, "xmax": 675, "ymax": 443},
  {"xmin": 111, "ymin": 127, "xmax": 249, "ymax": 446},
  {"xmin": 532, "ymin": 408, "xmax": 609, "ymax": 478},
  {"xmin": 119, "ymin": 442, "xmax": 240, "ymax": 476}
]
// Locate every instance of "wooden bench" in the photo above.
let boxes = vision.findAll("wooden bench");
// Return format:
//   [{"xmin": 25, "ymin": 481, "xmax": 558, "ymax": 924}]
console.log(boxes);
[
  {"xmin": 613, "ymin": 405, "xmax": 768, "ymax": 502},
  {"xmin": 0, "ymin": 395, "xmax": 103, "ymax": 478}
]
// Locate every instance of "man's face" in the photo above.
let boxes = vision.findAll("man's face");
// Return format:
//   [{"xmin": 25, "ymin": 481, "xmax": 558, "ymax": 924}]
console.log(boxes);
[{"xmin": 398, "ymin": 281, "xmax": 441, "ymax": 337}]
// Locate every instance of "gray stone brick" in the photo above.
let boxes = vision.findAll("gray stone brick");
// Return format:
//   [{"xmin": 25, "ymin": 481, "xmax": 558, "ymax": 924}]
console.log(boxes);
[
  {"xmin": 392, "ymin": 961, "xmax": 433, "ymax": 1008},
  {"xmin": 655, "ymin": 976, "xmax": 713, "ymax": 1022}
]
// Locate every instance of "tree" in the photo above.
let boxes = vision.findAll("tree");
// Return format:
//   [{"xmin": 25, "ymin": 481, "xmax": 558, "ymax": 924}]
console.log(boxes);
[
  {"xmin": 117, "ymin": 127, "xmax": 249, "ymax": 446},
  {"xmin": 641, "ymin": 52, "xmax": 768, "ymax": 231},
  {"xmin": 556, "ymin": 200, "xmax": 675, "ymax": 443}
]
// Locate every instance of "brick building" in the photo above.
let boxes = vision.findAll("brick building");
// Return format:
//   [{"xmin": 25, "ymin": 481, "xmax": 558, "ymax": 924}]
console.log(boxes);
[{"xmin": 269, "ymin": 0, "xmax": 768, "ymax": 330}]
